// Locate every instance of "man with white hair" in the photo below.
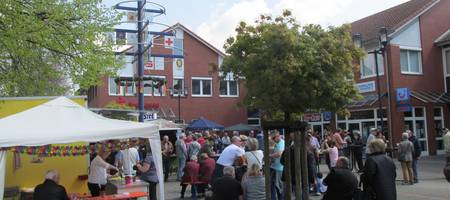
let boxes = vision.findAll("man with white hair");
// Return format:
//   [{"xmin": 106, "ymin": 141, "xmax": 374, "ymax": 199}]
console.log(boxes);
[
  {"xmin": 33, "ymin": 170, "xmax": 69, "ymax": 200},
  {"xmin": 212, "ymin": 166, "xmax": 243, "ymax": 200},
  {"xmin": 365, "ymin": 128, "xmax": 377, "ymax": 155},
  {"xmin": 175, "ymin": 133, "xmax": 188, "ymax": 181}
]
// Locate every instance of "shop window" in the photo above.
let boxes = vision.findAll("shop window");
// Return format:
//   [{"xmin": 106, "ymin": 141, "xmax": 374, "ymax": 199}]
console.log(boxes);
[
  {"xmin": 414, "ymin": 107, "xmax": 424, "ymax": 117},
  {"xmin": 434, "ymin": 107, "xmax": 445, "ymax": 152},
  {"xmin": 192, "ymin": 77, "xmax": 212, "ymax": 97},
  {"xmin": 400, "ymin": 49, "xmax": 422, "ymax": 74},
  {"xmin": 337, "ymin": 123, "xmax": 346, "ymax": 130}
]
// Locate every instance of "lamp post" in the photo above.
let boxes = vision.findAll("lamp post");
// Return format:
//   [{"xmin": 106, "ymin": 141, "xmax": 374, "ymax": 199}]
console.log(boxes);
[
  {"xmin": 170, "ymin": 86, "xmax": 188, "ymax": 123},
  {"xmin": 353, "ymin": 27, "xmax": 390, "ymax": 136}
]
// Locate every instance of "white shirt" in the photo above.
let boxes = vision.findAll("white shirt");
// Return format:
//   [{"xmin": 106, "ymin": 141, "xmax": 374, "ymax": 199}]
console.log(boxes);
[
  {"xmin": 244, "ymin": 150, "xmax": 264, "ymax": 170},
  {"xmin": 217, "ymin": 144, "xmax": 245, "ymax": 166},
  {"xmin": 88, "ymin": 155, "xmax": 111, "ymax": 185},
  {"xmin": 119, "ymin": 147, "xmax": 140, "ymax": 175},
  {"xmin": 366, "ymin": 134, "xmax": 376, "ymax": 154}
]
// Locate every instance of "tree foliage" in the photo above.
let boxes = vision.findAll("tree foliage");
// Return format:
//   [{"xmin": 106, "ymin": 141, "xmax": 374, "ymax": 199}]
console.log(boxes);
[
  {"xmin": 0, "ymin": 0, "xmax": 121, "ymax": 96},
  {"xmin": 220, "ymin": 11, "xmax": 364, "ymax": 117}
]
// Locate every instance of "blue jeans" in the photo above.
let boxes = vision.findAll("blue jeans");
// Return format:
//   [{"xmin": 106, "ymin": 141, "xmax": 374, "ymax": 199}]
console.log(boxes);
[
  {"xmin": 177, "ymin": 157, "xmax": 186, "ymax": 181},
  {"xmin": 412, "ymin": 158, "xmax": 418, "ymax": 182}
]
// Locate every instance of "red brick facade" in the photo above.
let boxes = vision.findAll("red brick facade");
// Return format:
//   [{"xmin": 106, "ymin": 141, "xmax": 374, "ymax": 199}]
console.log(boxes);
[
  {"xmin": 88, "ymin": 24, "xmax": 248, "ymax": 127},
  {"xmin": 347, "ymin": 0, "xmax": 450, "ymax": 155}
]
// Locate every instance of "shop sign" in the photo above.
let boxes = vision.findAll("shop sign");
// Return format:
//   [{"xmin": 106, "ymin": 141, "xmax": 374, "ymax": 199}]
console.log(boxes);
[
  {"xmin": 323, "ymin": 111, "xmax": 332, "ymax": 121},
  {"xmin": 143, "ymin": 112, "xmax": 157, "ymax": 121},
  {"xmin": 356, "ymin": 81, "xmax": 375, "ymax": 93},
  {"xmin": 304, "ymin": 113, "xmax": 321, "ymax": 122},
  {"xmin": 396, "ymin": 88, "xmax": 410, "ymax": 102},
  {"xmin": 396, "ymin": 88, "xmax": 411, "ymax": 112}
]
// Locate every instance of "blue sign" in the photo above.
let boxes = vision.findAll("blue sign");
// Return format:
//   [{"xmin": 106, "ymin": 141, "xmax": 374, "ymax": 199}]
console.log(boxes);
[
  {"xmin": 356, "ymin": 81, "xmax": 376, "ymax": 93},
  {"xmin": 397, "ymin": 104, "xmax": 412, "ymax": 112},
  {"xmin": 396, "ymin": 88, "xmax": 410, "ymax": 102},
  {"xmin": 323, "ymin": 111, "xmax": 332, "ymax": 121}
]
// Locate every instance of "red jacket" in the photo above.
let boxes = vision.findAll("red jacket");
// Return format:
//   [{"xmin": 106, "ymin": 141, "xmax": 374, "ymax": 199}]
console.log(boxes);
[
  {"xmin": 182, "ymin": 160, "xmax": 200, "ymax": 184},
  {"xmin": 199, "ymin": 157, "xmax": 216, "ymax": 183}
]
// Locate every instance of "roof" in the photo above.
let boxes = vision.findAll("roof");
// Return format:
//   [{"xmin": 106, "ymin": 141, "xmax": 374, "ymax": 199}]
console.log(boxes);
[
  {"xmin": 435, "ymin": 29, "xmax": 450, "ymax": 46},
  {"xmin": 170, "ymin": 23, "xmax": 226, "ymax": 57},
  {"xmin": 351, "ymin": 0, "xmax": 439, "ymax": 44},
  {"xmin": 225, "ymin": 123, "xmax": 260, "ymax": 132},
  {"xmin": 410, "ymin": 90, "xmax": 450, "ymax": 103},
  {"xmin": 347, "ymin": 93, "xmax": 385, "ymax": 108},
  {"xmin": 186, "ymin": 117, "xmax": 224, "ymax": 131}
]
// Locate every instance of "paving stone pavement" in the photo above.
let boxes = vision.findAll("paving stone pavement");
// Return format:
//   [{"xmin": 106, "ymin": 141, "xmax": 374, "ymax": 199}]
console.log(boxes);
[{"xmin": 162, "ymin": 155, "xmax": 449, "ymax": 200}]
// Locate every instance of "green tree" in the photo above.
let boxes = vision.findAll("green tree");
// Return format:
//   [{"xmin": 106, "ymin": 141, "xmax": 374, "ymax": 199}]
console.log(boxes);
[
  {"xmin": 221, "ymin": 11, "xmax": 363, "ymax": 116},
  {"xmin": 0, "ymin": 0, "xmax": 122, "ymax": 96},
  {"xmin": 220, "ymin": 10, "xmax": 364, "ymax": 199}
]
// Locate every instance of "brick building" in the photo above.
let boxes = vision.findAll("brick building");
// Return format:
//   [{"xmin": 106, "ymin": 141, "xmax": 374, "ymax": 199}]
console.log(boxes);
[
  {"xmin": 305, "ymin": 0, "xmax": 450, "ymax": 156},
  {"xmin": 347, "ymin": 0, "xmax": 450, "ymax": 155},
  {"xmin": 88, "ymin": 23, "xmax": 250, "ymax": 127}
]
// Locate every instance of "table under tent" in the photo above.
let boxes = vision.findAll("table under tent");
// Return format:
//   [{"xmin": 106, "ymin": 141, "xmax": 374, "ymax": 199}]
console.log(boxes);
[{"xmin": 0, "ymin": 97, "xmax": 166, "ymax": 199}]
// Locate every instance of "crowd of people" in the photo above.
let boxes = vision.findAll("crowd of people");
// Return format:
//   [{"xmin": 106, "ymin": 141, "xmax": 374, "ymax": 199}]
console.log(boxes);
[
  {"xmin": 168, "ymin": 127, "xmax": 431, "ymax": 200},
  {"xmin": 30, "ymin": 126, "xmax": 450, "ymax": 200}
]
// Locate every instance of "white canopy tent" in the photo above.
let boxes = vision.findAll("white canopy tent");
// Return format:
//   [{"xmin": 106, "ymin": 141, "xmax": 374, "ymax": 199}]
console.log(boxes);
[
  {"xmin": 0, "ymin": 97, "xmax": 165, "ymax": 199},
  {"xmin": 146, "ymin": 119, "xmax": 182, "ymax": 131}
]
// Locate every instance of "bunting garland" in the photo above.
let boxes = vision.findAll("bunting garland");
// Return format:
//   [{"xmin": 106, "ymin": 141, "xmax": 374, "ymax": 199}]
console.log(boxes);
[{"xmin": 0, "ymin": 140, "xmax": 141, "ymax": 157}]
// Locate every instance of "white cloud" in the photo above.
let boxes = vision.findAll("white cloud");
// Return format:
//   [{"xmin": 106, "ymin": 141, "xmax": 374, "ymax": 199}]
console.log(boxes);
[
  {"xmin": 196, "ymin": 0, "xmax": 411, "ymax": 51},
  {"xmin": 274, "ymin": 0, "xmax": 354, "ymax": 26},
  {"xmin": 196, "ymin": 0, "xmax": 270, "ymax": 51}
]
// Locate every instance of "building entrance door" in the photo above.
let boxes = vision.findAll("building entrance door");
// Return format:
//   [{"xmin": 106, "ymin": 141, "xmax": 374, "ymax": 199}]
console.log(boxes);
[{"xmin": 404, "ymin": 107, "xmax": 428, "ymax": 155}]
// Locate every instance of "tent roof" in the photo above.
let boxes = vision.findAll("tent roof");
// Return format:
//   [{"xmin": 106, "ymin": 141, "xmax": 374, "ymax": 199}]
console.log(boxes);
[
  {"xmin": 225, "ymin": 123, "xmax": 260, "ymax": 132},
  {"xmin": 186, "ymin": 118, "xmax": 224, "ymax": 131},
  {"xmin": 0, "ymin": 97, "xmax": 160, "ymax": 147},
  {"xmin": 146, "ymin": 119, "xmax": 182, "ymax": 131}
]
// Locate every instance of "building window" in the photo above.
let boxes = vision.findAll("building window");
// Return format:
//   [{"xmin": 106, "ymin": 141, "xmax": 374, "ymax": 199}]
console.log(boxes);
[
  {"xmin": 400, "ymin": 49, "xmax": 422, "ymax": 74},
  {"xmin": 360, "ymin": 52, "xmax": 384, "ymax": 78},
  {"xmin": 108, "ymin": 77, "xmax": 134, "ymax": 96},
  {"xmin": 192, "ymin": 77, "xmax": 212, "ymax": 97},
  {"xmin": 220, "ymin": 80, "xmax": 239, "ymax": 97},
  {"xmin": 143, "ymin": 76, "xmax": 166, "ymax": 96},
  {"xmin": 108, "ymin": 78, "xmax": 119, "ymax": 95},
  {"xmin": 434, "ymin": 107, "xmax": 445, "ymax": 153},
  {"xmin": 173, "ymin": 78, "xmax": 184, "ymax": 96}
]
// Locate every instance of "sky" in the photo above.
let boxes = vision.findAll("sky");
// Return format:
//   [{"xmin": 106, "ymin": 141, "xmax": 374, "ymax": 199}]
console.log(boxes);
[{"xmin": 104, "ymin": 0, "xmax": 410, "ymax": 51}]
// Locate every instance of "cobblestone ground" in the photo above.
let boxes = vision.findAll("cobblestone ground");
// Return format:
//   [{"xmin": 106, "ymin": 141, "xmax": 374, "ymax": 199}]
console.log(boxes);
[{"xmin": 162, "ymin": 155, "xmax": 449, "ymax": 200}]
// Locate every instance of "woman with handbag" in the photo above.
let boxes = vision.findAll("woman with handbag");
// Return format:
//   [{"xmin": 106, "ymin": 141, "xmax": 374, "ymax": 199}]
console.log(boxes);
[{"xmin": 398, "ymin": 132, "xmax": 415, "ymax": 185}]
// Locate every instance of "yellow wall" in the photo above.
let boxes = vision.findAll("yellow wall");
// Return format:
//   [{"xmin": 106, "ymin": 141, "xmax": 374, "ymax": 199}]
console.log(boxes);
[{"xmin": 0, "ymin": 97, "xmax": 89, "ymax": 194}]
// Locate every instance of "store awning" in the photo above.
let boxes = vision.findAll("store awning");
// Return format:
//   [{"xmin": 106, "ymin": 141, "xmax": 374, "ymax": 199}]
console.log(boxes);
[
  {"xmin": 347, "ymin": 93, "xmax": 386, "ymax": 108},
  {"xmin": 410, "ymin": 90, "xmax": 450, "ymax": 103}
]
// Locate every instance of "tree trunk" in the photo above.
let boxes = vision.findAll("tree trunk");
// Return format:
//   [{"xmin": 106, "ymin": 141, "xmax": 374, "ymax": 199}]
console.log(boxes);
[
  {"xmin": 284, "ymin": 112, "xmax": 292, "ymax": 200},
  {"xmin": 300, "ymin": 129, "xmax": 309, "ymax": 200},
  {"xmin": 263, "ymin": 127, "xmax": 271, "ymax": 200},
  {"xmin": 294, "ymin": 130, "xmax": 302, "ymax": 200}
]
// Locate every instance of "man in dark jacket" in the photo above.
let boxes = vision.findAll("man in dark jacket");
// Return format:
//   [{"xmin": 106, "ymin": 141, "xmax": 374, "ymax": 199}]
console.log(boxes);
[
  {"xmin": 33, "ymin": 170, "xmax": 69, "ymax": 200},
  {"xmin": 212, "ymin": 166, "xmax": 243, "ymax": 200},
  {"xmin": 323, "ymin": 157, "xmax": 358, "ymax": 200},
  {"xmin": 362, "ymin": 139, "xmax": 397, "ymax": 200},
  {"xmin": 408, "ymin": 130, "xmax": 421, "ymax": 183}
]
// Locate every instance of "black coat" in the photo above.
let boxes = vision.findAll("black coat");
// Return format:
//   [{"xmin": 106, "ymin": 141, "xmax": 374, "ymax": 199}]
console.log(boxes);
[
  {"xmin": 361, "ymin": 153, "xmax": 397, "ymax": 200},
  {"xmin": 33, "ymin": 179, "xmax": 69, "ymax": 200},
  {"xmin": 409, "ymin": 136, "xmax": 421, "ymax": 159},
  {"xmin": 323, "ymin": 168, "xmax": 358, "ymax": 200}
]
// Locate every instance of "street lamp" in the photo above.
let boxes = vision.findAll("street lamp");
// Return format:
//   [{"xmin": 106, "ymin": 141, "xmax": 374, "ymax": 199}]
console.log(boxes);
[
  {"xmin": 169, "ymin": 86, "xmax": 188, "ymax": 123},
  {"xmin": 353, "ymin": 27, "xmax": 390, "ymax": 136}
]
